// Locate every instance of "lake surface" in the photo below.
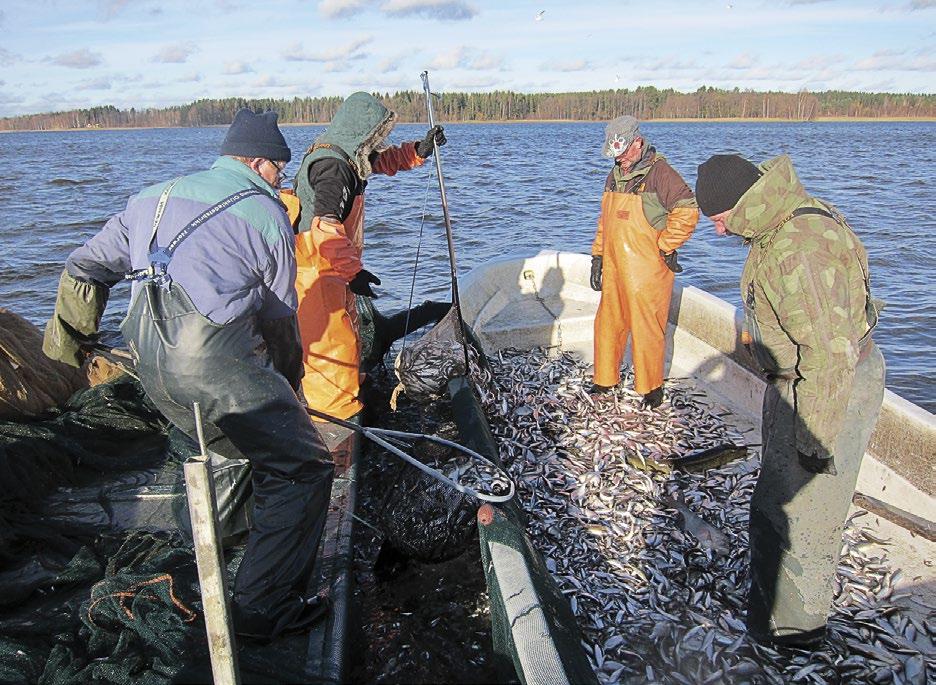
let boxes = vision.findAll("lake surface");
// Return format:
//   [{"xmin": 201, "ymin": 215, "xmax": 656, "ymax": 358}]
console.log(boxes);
[{"xmin": 1, "ymin": 121, "xmax": 933, "ymax": 412}]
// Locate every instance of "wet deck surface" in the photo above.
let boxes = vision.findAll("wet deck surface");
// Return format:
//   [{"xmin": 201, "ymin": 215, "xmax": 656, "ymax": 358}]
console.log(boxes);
[{"xmin": 477, "ymin": 347, "xmax": 934, "ymax": 685}]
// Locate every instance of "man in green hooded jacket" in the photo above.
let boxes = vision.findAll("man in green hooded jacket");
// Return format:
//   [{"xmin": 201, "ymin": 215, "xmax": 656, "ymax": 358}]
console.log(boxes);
[
  {"xmin": 292, "ymin": 92, "xmax": 445, "ymax": 420},
  {"xmin": 695, "ymin": 154, "xmax": 885, "ymax": 647}
]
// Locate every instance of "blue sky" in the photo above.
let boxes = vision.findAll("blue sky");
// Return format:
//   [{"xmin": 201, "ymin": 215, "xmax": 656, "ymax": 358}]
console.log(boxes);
[{"xmin": 0, "ymin": 0, "xmax": 933, "ymax": 117}]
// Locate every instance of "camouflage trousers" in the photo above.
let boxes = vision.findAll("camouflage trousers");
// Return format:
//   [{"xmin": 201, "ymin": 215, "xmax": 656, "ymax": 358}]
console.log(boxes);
[{"xmin": 747, "ymin": 341, "xmax": 885, "ymax": 639}]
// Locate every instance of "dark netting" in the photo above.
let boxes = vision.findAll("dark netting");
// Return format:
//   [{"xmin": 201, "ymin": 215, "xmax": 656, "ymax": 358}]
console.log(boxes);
[
  {"xmin": 377, "ymin": 433, "xmax": 480, "ymax": 563},
  {"xmin": 356, "ymin": 296, "xmax": 451, "ymax": 372},
  {"xmin": 392, "ymin": 306, "xmax": 486, "ymax": 405},
  {"xmin": 0, "ymin": 378, "xmax": 169, "ymax": 552}
]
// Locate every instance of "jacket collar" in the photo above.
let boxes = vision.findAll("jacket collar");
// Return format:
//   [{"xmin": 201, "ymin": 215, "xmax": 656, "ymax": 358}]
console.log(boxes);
[
  {"xmin": 212, "ymin": 156, "xmax": 279, "ymax": 197},
  {"xmin": 725, "ymin": 154, "xmax": 810, "ymax": 243}
]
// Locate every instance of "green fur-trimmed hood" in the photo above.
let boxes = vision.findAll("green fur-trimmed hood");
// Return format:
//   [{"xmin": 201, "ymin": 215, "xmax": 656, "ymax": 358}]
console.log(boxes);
[{"xmin": 310, "ymin": 92, "xmax": 397, "ymax": 180}]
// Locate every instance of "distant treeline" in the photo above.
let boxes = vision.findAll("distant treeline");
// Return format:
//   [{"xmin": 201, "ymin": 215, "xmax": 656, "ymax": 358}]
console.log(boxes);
[{"xmin": 3, "ymin": 87, "xmax": 935, "ymax": 131}]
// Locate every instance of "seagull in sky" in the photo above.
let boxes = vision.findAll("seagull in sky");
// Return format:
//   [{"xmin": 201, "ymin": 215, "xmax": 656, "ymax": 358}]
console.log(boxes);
[{"xmin": 535, "ymin": 10, "xmax": 545, "ymax": 21}]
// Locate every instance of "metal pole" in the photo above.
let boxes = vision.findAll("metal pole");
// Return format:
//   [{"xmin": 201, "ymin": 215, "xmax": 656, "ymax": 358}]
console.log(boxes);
[
  {"xmin": 185, "ymin": 402, "xmax": 241, "ymax": 685},
  {"xmin": 420, "ymin": 70, "xmax": 471, "ymax": 372}
]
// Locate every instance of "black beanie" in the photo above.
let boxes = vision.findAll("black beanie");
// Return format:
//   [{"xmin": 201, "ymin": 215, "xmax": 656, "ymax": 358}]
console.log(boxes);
[
  {"xmin": 695, "ymin": 154, "xmax": 762, "ymax": 216},
  {"xmin": 220, "ymin": 108, "xmax": 291, "ymax": 162}
]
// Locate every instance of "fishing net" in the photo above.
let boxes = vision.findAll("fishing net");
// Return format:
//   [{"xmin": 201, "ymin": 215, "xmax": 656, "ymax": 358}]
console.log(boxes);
[
  {"xmin": 391, "ymin": 306, "xmax": 486, "ymax": 406},
  {"xmin": 374, "ymin": 403, "xmax": 482, "ymax": 564},
  {"xmin": 368, "ymin": 359, "xmax": 509, "ymax": 565},
  {"xmin": 0, "ymin": 378, "xmax": 169, "ymax": 551}
]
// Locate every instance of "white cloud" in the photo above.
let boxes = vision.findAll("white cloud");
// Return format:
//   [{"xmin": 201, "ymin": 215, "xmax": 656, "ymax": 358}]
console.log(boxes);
[
  {"xmin": 429, "ymin": 46, "xmax": 501, "ymax": 70},
  {"xmin": 152, "ymin": 43, "xmax": 198, "ymax": 64},
  {"xmin": 283, "ymin": 36, "xmax": 372, "ymax": 62},
  {"xmin": 792, "ymin": 54, "xmax": 845, "ymax": 70},
  {"xmin": 0, "ymin": 92, "xmax": 25, "ymax": 105},
  {"xmin": 223, "ymin": 61, "xmax": 253, "ymax": 75},
  {"xmin": 854, "ymin": 49, "xmax": 936, "ymax": 71},
  {"xmin": 319, "ymin": 0, "xmax": 369, "ymax": 18},
  {"xmin": 50, "ymin": 48, "xmax": 104, "ymax": 69},
  {"xmin": 381, "ymin": 0, "xmax": 477, "ymax": 20},
  {"xmin": 253, "ymin": 75, "xmax": 282, "ymax": 88},
  {"xmin": 0, "ymin": 48, "xmax": 16, "ymax": 67},
  {"xmin": 726, "ymin": 53, "xmax": 757, "ymax": 70},
  {"xmin": 77, "ymin": 77, "xmax": 113, "ymax": 91},
  {"xmin": 908, "ymin": 0, "xmax": 935, "ymax": 8},
  {"xmin": 179, "ymin": 72, "xmax": 203, "ymax": 82},
  {"xmin": 542, "ymin": 59, "xmax": 590, "ymax": 72},
  {"xmin": 447, "ymin": 74, "xmax": 498, "ymax": 89},
  {"xmin": 639, "ymin": 57, "xmax": 700, "ymax": 73},
  {"xmin": 98, "ymin": 0, "xmax": 130, "ymax": 19}
]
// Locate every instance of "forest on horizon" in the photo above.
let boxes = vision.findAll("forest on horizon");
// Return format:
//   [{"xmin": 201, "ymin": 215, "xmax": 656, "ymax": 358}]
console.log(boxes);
[{"xmin": 2, "ymin": 86, "xmax": 934, "ymax": 131}]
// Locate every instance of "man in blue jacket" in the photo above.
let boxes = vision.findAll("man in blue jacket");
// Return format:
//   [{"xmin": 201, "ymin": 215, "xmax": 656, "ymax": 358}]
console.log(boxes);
[{"xmin": 43, "ymin": 109, "xmax": 333, "ymax": 640}]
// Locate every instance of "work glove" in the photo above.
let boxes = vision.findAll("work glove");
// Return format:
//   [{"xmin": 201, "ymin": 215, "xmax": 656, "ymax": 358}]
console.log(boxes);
[
  {"xmin": 349, "ymin": 269, "xmax": 381, "ymax": 298},
  {"xmin": 415, "ymin": 125, "xmax": 446, "ymax": 158},
  {"xmin": 590, "ymin": 255, "xmax": 603, "ymax": 291},
  {"xmin": 43, "ymin": 270, "xmax": 108, "ymax": 367},
  {"xmin": 797, "ymin": 451, "xmax": 837, "ymax": 476},
  {"xmin": 661, "ymin": 250, "xmax": 683, "ymax": 273}
]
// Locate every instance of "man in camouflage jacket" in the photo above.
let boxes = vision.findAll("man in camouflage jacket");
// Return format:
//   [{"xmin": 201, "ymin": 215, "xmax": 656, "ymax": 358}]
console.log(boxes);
[{"xmin": 695, "ymin": 154, "xmax": 885, "ymax": 646}]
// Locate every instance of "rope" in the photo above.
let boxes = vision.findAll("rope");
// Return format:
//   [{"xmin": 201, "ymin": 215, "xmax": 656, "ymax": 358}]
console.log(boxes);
[
  {"xmin": 87, "ymin": 573, "xmax": 197, "ymax": 626},
  {"xmin": 399, "ymin": 166, "xmax": 435, "ymax": 361}
]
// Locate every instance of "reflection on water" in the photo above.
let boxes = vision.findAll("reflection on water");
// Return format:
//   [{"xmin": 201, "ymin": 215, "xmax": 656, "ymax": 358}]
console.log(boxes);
[{"xmin": 1, "ymin": 121, "xmax": 933, "ymax": 411}]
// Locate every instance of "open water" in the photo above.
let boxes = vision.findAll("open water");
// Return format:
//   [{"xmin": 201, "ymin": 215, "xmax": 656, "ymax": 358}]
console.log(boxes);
[{"xmin": 1, "ymin": 121, "xmax": 933, "ymax": 412}]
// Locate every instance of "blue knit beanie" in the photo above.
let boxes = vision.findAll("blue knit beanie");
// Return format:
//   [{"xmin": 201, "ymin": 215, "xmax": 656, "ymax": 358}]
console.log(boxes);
[{"xmin": 220, "ymin": 108, "xmax": 291, "ymax": 162}]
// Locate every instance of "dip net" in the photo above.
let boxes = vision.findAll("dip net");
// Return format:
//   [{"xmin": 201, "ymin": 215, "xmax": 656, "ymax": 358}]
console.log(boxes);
[{"xmin": 371, "ymin": 310, "xmax": 507, "ymax": 564}]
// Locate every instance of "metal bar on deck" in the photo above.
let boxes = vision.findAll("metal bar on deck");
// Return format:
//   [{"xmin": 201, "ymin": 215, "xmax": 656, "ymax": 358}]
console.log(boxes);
[{"xmin": 185, "ymin": 402, "xmax": 241, "ymax": 685}]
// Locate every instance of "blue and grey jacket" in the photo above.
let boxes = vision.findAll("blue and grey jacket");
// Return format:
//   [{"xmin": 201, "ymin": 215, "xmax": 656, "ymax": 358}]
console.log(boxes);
[{"xmin": 67, "ymin": 156, "xmax": 297, "ymax": 326}]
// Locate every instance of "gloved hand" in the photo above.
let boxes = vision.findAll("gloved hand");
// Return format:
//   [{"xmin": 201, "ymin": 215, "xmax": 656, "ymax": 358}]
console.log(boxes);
[
  {"xmin": 349, "ymin": 269, "xmax": 381, "ymax": 298},
  {"xmin": 590, "ymin": 255, "xmax": 603, "ymax": 291},
  {"xmin": 43, "ymin": 270, "xmax": 108, "ymax": 367},
  {"xmin": 415, "ymin": 125, "xmax": 446, "ymax": 158},
  {"xmin": 798, "ymin": 451, "xmax": 837, "ymax": 476},
  {"xmin": 661, "ymin": 250, "xmax": 683, "ymax": 273}
]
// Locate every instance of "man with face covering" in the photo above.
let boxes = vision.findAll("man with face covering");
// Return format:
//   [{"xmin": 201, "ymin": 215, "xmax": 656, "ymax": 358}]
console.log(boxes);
[
  {"xmin": 293, "ymin": 92, "xmax": 446, "ymax": 420},
  {"xmin": 695, "ymin": 153, "xmax": 885, "ymax": 647},
  {"xmin": 590, "ymin": 116, "xmax": 699, "ymax": 408},
  {"xmin": 42, "ymin": 109, "xmax": 334, "ymax": 640}
]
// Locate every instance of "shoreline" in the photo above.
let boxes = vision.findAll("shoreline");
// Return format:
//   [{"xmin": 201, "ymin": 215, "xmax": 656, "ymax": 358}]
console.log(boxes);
[{"xmin": 2, "ymin": 116, "xmax": 935, "ymax": 134}]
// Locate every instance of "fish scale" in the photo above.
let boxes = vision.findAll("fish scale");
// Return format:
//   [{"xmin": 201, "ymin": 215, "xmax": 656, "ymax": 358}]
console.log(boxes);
[{"xmin": 478, "ymin": 347, "xmax": 935, "ymax": 684}]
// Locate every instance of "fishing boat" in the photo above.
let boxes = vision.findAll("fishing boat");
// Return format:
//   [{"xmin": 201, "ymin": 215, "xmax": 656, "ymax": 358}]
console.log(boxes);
[
  {"xmin": 2, "ymin": 249, "xmax": 932, "ymax": 683},
  {"xmin": 457, "ymin": 250, "xmax": 935, "ymax": 684}
]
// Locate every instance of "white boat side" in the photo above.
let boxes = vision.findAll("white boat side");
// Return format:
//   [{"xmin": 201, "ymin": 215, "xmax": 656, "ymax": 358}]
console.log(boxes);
[{"xmin": 460, "ymin": 250, "xmax": 935, "ymax": 516}]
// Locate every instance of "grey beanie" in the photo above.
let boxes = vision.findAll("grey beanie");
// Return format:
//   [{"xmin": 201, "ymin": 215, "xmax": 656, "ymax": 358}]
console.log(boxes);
[
  {"xmin": 220, "ymin": 108, "xmax": 291, "ymax": 162},
  {"xmin": 603, "ymin": 115, "xmax": 640, "ymax": 158}
]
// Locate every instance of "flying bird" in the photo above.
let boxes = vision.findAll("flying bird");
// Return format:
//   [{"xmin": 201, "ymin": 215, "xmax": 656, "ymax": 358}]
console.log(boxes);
[{"xmin": 535, "ymin": 10, "xmax": 545, "ymax": 21}]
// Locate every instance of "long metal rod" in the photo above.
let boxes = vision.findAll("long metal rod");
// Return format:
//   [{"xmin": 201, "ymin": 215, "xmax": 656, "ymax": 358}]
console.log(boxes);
[
  {"xmin": 305, "ymin": 405, "xmax": 515, "ymax": 503},
  {"xmin": 420, "ymin": 70, "xmax": 471, "ymax": 372},
  {"xmin": 185, "ymin": 402, "xmax": 240, "ymax": 685}
]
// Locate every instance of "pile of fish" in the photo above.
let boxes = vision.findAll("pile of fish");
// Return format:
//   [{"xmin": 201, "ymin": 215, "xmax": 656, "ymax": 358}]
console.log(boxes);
[{"xmin": 476, "ymin": 347, "xmax": 934, "ymax": 685}]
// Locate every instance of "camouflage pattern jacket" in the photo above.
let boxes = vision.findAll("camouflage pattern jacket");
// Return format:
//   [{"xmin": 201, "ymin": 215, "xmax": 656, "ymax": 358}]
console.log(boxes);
[{"xmin": 725, "ymin": 155, "xmax": 876, "ymax": 460}]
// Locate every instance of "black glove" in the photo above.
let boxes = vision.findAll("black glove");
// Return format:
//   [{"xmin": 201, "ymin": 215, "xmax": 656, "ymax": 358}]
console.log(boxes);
[
  {"xmin": 798, "ymin": 451, "xmax": 837, "ymax": 476},
  {"xmin": 349, "ymin": 269, "xmax": 381, "ymax": 298},
  {"xmin": 661, "ymin": 250, "xmax": 683, "ymax": 273},
  {"xmin": 590, "ymin": 255, "xmax": 603, "ymax": 291},
  {"xmin": 415, "ymin": 125, "xmax": 446, "ymax": 158}
]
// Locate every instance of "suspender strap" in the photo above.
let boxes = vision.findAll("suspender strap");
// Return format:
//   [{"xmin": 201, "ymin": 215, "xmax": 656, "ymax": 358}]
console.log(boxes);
[
  {"xmin": 160, "ymin": 187, "xmax": 262, "ymax": 257},
  {"xmin": 790, "ymin": 206, "xmax": 835, "ymax": 220},
  {"xmin": 126, "ymin": 185, "xmax": 264, "ymax": 288},
  {"xmin": 788, "ymin": 203, "xmax": 879, "ymax": 341}
]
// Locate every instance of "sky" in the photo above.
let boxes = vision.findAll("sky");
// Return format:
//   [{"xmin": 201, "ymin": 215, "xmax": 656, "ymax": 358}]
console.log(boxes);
[{"xmin": 0, "ymin": 0, "xmax": 933, "ymax": 118}]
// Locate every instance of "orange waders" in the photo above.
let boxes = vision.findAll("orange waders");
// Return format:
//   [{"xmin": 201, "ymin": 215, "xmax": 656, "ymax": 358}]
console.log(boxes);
[{"xmin": 593, "ymin": 191, "xmax": 674, "ymax": 395}]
